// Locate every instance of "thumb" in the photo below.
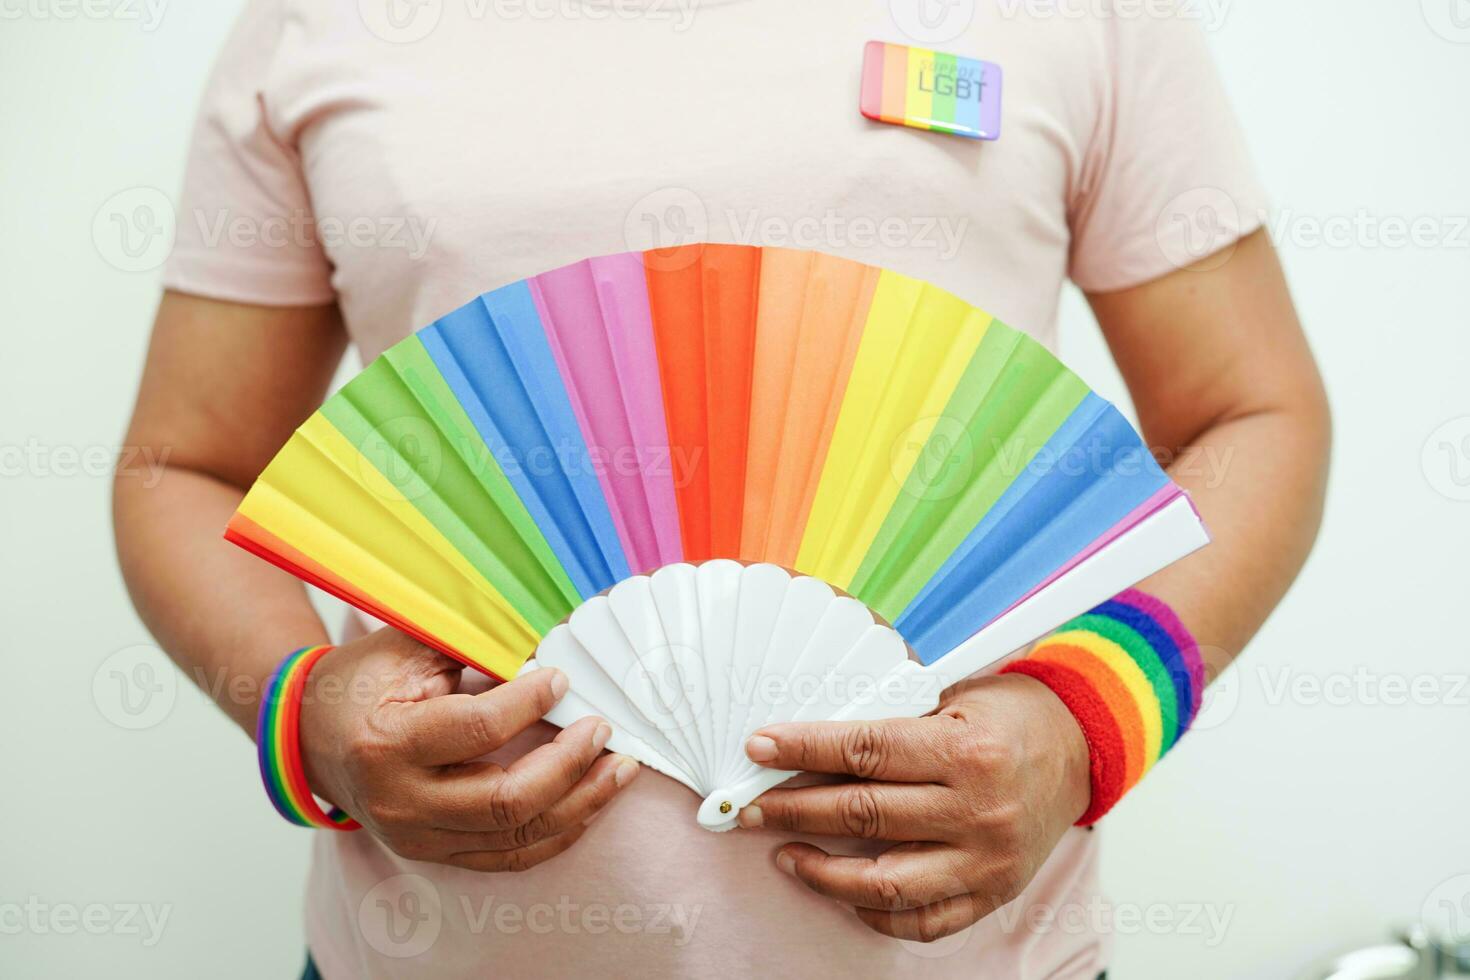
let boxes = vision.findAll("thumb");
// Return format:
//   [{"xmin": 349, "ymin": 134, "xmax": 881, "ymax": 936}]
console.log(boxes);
[{"xmin": 392, "ymin": 667, "xmax": 569, "ymax": 766}]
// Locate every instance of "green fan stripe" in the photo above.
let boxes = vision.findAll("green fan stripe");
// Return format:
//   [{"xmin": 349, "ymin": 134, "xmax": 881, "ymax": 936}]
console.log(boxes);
[
  {"xmin": 849, "ymin": 321, "xmax": 1024, "ymax": 604},
  {"xmin": 850, "ymin": 322, "xmax": 1089, "ymax": 621},
  {"xmin": 322, "ymin": 341, "xmax": 576, "ymax": 635},
  {"xmin": 383, "ymin": 339, "xmax": 581, "ymax": 612}
]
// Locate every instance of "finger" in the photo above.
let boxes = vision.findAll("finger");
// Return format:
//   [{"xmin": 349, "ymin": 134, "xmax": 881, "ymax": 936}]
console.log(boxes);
[
  {"xmin": 395, "ymin": 668, "xmax": 569, "ymax": 766},
  {"xmin": 423, "ymin": 718, "xmax": 621, "ymax": 831},
  {"xmin": 745, "ymin": 716, "xmax": 962, "ymax": 781},
  {"xmin": 523, "ymin": 750, "xmax": 635, "ymax": 834},
  {"xmin": 774, "ymin": 842, "xmax": 976, "ymax": 912},
  {"xmin": 741, "ymin": 781, "xmax": 953, "ymax": 840},
  {"xmin": 855, "ymin": 892, "xmax": 996, "ymax": 943},
  {"xmin": 431, "ymin": 751, "xmax": 634, "ymax": 844},
  {"xmin": 445, "ymin": 825, "xmax": 588, "ymax": 873}
]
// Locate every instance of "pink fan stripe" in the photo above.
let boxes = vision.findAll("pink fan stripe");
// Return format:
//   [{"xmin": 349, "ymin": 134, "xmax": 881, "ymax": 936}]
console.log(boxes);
[
  {"xmin": 531, "ymin": 258, "xmax": 671, "ymax": 574},
  {"xmin": 527, "ymin": 273, "xmax": 631, "ymax": 561},
  {"xmin": 589, "ymin": 252, "xmax": 683, "ymax": 567}
]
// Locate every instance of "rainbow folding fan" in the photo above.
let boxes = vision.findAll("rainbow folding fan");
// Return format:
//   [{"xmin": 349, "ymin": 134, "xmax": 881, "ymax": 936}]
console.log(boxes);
[{"xmin": 227, "ymin": 245, "xmax": 1208, "ymax": 830}]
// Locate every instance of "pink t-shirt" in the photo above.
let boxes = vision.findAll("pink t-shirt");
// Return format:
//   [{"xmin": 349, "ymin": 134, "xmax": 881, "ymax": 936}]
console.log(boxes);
[{"xmin": 165, "ymin": 2, "xmax": 1264, "ymax": 976}]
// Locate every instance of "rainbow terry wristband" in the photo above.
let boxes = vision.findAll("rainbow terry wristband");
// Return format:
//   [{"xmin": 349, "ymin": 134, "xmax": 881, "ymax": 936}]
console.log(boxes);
[
  {"xmin": 256, "ymin": 645, "xmax": 360, "ymax": 831},
  {"xmin": 1001, "ymin": 589, "xmax": 1202, "ymax": 825}
]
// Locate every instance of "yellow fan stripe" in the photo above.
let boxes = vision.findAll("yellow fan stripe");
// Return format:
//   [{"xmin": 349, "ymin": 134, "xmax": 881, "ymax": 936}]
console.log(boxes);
[
  {"xmin": 795, "ymin": 272, "xmax": 991, "ymax": 587},
  {"xmin": 238, "ymin": 415, "xmax": 537, "ymax": 677}
]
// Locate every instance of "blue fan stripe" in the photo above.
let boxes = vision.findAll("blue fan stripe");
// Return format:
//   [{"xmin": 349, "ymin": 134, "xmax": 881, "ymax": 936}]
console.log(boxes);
[
  {"xmin": 419, "ymin": 282, "xmax": 628, "ymax": 598},
  {"xmin": 479, "ymin": 283, "xmax": 631, "ymax": 583},
  {"xmin": 896, "ymin": 394, "xmax": 1169, "ymax": 663}
]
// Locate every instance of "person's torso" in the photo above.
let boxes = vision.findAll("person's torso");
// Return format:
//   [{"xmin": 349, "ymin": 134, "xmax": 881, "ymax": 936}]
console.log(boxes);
[
  {"xmin": 265, "ymin": 0, "xmax": 1106, "ymax": 362},
  {"xmin": 279, "ymin": 3, "xmax": 1112, "ymax": 975}
]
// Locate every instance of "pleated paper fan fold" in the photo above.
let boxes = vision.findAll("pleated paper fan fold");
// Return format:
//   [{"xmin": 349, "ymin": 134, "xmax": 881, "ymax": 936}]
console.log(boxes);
[{"xmin": 227, "ymin": 245, "xmax": 1209, "ymax": 826}]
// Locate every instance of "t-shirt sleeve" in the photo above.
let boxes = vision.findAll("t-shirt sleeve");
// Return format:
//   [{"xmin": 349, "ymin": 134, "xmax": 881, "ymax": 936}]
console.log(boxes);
[
  {"xmin": 161, "ymin": 0, "xmax": 335, "ymax": 306},
  {"xmin": 1067, "ymin": 11, "xmax": 1269, "ymax": 293}
]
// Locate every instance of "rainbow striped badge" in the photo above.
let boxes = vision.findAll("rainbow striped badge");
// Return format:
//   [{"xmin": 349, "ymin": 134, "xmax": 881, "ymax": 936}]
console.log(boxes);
[{"xmin": 859, "ymin": 40, "xmax": 1002, "ymax": 141}]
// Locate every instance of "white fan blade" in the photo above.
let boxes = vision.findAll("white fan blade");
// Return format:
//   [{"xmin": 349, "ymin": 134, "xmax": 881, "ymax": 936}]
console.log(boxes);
[
  {"xmin": 532, "ymin": 623, "xmax": 693, "ymax": 782},
  {"xmin": 694, "ymin": 560, "xmax": 742, "ymax": 785},
  {"xmin": 723, "ymin": 574, "xmax": 835, "ymax": 782},
  {"xmin": 648, "ymin": 564, "xmax": 719, "ymax": 789},
  {"xmin": 719, "ymin": 564, "xmax": 790, "ymax": 781},
  {"xmin": 606, "ymin": 575, "xmax": 709, "ymax": 787},
  {"xmin": 565, "ymin": 598, "xmax": 691, "ymax": 746},
  {"xmin": 521, "ymin": 659, "xmax": 702, "ymax": 793},
  {"xmin": 766, "ymin": 596, "xmax": 873, "ymax": 727}
]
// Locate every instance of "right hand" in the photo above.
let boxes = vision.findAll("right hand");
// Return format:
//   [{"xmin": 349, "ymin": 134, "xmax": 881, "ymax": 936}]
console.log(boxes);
[{"xmin": 296, "ymin": 627, "xmax": 638, "ymax": 871}]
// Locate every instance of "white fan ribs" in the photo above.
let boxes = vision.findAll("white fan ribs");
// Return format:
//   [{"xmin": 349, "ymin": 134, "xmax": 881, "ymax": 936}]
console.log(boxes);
[{"xmin": 526, "ymin": 560, "xmax": 920, "ymax": 831}]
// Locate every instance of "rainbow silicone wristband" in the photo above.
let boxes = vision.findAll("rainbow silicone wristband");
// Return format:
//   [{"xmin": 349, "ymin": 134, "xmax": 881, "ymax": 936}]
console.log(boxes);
[
  {"xmin": 256, "ymin": 645, "xmax": 360, "ymax": 831},
  {"xmin": 1001, "ymin": 589, "xmax": 1201, "ymax": 825}
]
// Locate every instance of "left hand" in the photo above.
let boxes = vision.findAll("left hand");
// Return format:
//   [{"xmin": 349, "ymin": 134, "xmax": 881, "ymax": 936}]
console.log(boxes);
[{"xmin": 738, "ymin": 672, "xmax": 1092, "ymax": 942}]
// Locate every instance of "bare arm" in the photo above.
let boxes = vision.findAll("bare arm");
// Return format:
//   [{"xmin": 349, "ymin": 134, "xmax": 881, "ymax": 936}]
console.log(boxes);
[
  {"xmin": 743, "ymin": 230, "xmax": 1331, "ymax": 941},
  {"xmin": 1090, "ymin": 228, "xmax": 1331, "ymax": 666},
  {"xmin": 115, "ymin": 293, "xmax": 344, "ymax": 729},
  {"xmin": 115, "ymin": 291, "xmax": 631, "ymax": 869}
]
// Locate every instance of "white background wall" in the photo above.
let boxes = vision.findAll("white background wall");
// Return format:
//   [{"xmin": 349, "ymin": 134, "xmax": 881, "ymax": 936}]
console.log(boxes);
[{"xmin": 2, "ymin": 2, "xmax": 1467, "ymax": 977}]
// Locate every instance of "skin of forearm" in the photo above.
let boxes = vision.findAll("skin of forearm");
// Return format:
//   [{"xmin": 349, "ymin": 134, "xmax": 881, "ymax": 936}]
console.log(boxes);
[
  {"xmin": 1091, "ymin": 231, "xmax": 1331, "ymax": 673},
  {"xmin": 115, "ymin": 294, "xmax": 345, "ymax": 736},
  {"xmin": 113, "ymin": 464, "xmax": 329, "ymax": 735},
  {"xmin": 1138, "ymin": 403, "xmax": 1330, "ymax": 668}
]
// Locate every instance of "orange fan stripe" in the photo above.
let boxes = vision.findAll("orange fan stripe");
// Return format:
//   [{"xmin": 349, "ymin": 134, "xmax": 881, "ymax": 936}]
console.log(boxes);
[
  {"xmin": 763, "ymin": 257, "xmax": 879, "ymax": 567},
  {"xmin": 645, "ymin": 248, "xmax": 712, "ymax": 561},
  {"xmin": 740, "ymin": 250, "xmax": 878, "ymax": 566},
  {"xmin": 741, "ymin": 248, "xmax": 805, "ymax": 560},
  {"xmin": 696, "ymin": 245, "xmax": 760, "ymax": 559}
]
